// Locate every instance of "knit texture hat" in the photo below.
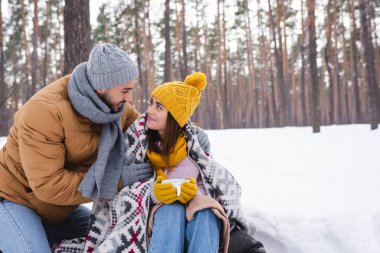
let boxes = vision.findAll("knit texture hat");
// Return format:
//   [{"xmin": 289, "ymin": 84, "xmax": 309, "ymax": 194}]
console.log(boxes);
[
  {"xmin": 86, "ymin": 43, "xmax": 139, "ymax": 90},
  {"xmin": 151, "ymin": 72, "xmax": 206, "ymax": 127}
]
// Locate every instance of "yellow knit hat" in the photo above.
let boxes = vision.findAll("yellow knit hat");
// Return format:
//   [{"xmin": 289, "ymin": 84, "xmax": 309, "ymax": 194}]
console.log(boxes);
[{"xmin": 151, "ymin": 72, "xmax": 206, "ymax": 127}]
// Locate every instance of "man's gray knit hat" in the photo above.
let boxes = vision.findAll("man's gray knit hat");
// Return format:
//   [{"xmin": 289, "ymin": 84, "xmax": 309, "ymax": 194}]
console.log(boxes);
[{"xmin": 86, "ymin": 43, "xmax": 139, "ymax": 90}]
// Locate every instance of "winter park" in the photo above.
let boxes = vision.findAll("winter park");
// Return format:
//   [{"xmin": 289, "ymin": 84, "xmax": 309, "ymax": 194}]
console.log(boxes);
[
  {"xmin": 0, "ymin": 0, "xmax": 380, "ymax": 253},
  {"xmin": 2, "ymin": 124, "xmax": 380, "ymax": 253}
]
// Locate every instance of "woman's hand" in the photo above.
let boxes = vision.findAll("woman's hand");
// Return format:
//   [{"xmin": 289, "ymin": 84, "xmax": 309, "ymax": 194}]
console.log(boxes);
[
  {"xmin": 178, "ymin": 178, "xmax": 197, "ymax": 204},
  {"xmin": 153, "ymin": 176, "xmax": 178, "ymax": 204}
]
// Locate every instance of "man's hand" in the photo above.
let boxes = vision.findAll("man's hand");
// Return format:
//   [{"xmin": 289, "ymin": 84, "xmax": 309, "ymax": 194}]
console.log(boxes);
[
  {"xmin": 121, "ymin": 162, "xmax": 153, "ymax": 187},
  {"xmin": 191, "ymin": 125, "xmax": 211, "ymax": 153}
]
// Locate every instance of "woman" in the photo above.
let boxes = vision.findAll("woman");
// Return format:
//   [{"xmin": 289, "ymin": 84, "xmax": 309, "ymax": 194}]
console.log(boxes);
[
  {"xmin": 120, "ymin": 72, "xmax": 248, "ymax": 253},
  {"xmin": 146, "ymin": 72, "xmax": 225, "ymax": 252}
]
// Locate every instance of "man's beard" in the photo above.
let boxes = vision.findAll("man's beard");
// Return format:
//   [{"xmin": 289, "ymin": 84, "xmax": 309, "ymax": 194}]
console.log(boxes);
[{"xmin": 98, "ymin": 92, "xmax": 124, "ymax": 113}]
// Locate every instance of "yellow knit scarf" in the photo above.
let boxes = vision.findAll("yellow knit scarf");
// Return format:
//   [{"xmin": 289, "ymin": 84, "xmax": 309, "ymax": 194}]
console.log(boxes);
[{"xmin": 146, "ymin": 135, "xmax": 188, "ymax": 179}]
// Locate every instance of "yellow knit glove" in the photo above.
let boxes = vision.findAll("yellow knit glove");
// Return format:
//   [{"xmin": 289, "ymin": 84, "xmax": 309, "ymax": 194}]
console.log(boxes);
[
  {"xmin": 178, "ymin": 178, "xmax": 198, "ymax": 204},
  {"xmin": 153, "ymin": 176, "xmax": 178, "ymax": 204}
]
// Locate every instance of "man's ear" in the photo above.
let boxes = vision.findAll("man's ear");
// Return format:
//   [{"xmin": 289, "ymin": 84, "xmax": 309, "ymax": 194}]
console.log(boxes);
[{"xmin": 95, "ymin": 89, "xmax": 105, "ymax": 95}]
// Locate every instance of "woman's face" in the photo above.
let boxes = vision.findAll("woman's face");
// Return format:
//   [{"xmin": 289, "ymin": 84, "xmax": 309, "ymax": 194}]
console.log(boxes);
[{"xmin": 147, "ymin": 97, "xmax": 168, "ymax": 136}]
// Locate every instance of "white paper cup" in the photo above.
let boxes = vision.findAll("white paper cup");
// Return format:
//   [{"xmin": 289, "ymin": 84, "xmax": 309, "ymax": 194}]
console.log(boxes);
[{"xmin": 161, "ymin": 179, "xmax": 190, "ymax": 196}]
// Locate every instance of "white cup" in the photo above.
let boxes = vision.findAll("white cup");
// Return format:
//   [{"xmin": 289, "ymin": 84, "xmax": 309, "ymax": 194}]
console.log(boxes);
[{"xmin": 161, "ymin": 179, "xmax": 190, "ymax": 196}]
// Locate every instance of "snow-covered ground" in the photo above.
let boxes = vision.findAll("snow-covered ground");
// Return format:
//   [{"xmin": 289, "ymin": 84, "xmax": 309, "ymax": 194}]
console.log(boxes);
[
  {"xmin": 1, "ymin": 124, "xmax": 379, "ymax": 253},
  {"xmin": 207, "ymin": 125, "xmax": 380, "ymax": 253}
]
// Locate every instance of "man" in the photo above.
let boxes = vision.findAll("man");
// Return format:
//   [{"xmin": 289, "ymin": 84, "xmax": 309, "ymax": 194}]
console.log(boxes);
[{"xmin": 0, "ymin": 43, "xmax": 211, "ymax": 252}]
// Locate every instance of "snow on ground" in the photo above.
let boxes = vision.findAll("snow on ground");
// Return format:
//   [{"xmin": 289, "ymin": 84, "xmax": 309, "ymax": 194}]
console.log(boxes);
[
  {"xmin": 207, "ymin": 124, "xmax": 380, "ymax": 253},
  {"xmin": 1, "ymin": 124, "xmax": 379, "ymax": 253},
  {"xmin": 0, "ymin": 138, "xmax": 5, "ymax": 150}
]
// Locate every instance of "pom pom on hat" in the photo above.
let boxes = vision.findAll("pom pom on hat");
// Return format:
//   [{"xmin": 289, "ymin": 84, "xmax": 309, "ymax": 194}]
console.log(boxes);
[
  {"xmin": 184, "ymin": 72, "xmax": 207, "ymax": 91},
  {"xmin": 151, "ymin": 72, "xmax": 207, "ymax": 127}
]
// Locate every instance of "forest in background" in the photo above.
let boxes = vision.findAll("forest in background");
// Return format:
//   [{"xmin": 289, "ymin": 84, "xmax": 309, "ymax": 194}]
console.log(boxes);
[{"xmin": 0, "ymin": 0, "xmax": 379, "ymax": 135}]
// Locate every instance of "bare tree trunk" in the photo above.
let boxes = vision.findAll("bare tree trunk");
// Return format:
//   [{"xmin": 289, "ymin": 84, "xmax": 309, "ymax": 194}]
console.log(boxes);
[
  {"xmin": 56, "ymin": 3, "xmax": 64, "ymax": 78},
  {"xmin": 244, "ymin": 0, "xmax": 257, "ymax": 128},
  {"xmin": 180, "ymin": 0, "xmax": 188, "ymax": 80},
  {"xmin": 371, "ymin": 6, "xmax": 380, "ymax": 119},
  {"xmin": 12, "ymin": 44, "xmax": 19, "ymax": 111},
  {"xmin": 31, "ymin": 0, "xmax": 39, "ymax": 97},
  {"xmin": 291, "ymin": 44, "xmax": 297, "ymax": 125},
  {"xmin": 349, "ymin": 0, "xmax": 361, "ymax": 123},
  {"xmin": 307, "ymin": 0, "xmax": 321, "ymax": 132},
  {"xmin": 340, "ymin": 0, "xmax": 349, "ymax": 124},
  {"xmin": 42, "ymin": 0, "xmax": 51, "ymax": 87},
  {"xmin": 368, "ymin": 1, "xmax": 380, "ymax": 122},
  {"xmin": 324, "ymin": 0, "xmax": 334, "ymax": 124},
  {"xmin": 216, "ymin": 0, "xmax": 224, "ymax": 129},
  {"xmin": 63, "ymin": 0, "xmax": 91, "ymax": 75},
  {"xmin": 142, "ymin": 0, "xmax": 154, "ymax": 111},
  {"xmin": 0, "ymin": 0, "xmax": 7, "ymax": 135},
  {"xmin": 257, "ymin": 0, "xmax": 267, "ymax": 127},
  {"xmin": 300, "ymin": 0, "xmax": 307, "ymax": 126},
  {"xmin": 191, "ymin": 0, "xmax": 202, "ymax": 124},
  {"xmin": 283, "ymin": 16, "xmax": 292, "ymax": 125},
  {"xmin": 21, "ymin": 0, "xmax": 31, "ymax": 102},
  {"xmin": 222, "ymin": 1, "xmax": 230, "ymax": 127},
  {"xmin": 236, "ymin": 50, "xmax": 245, "ymax": 127},
  {"xmin": 174, "ymin": 0, "xmax": 182, "ymax": 80},
  {"xmin": 359, "ymin": 51, "xmax": 368, "ymax": 117},
  {"xmin": 134, "ymin": 0, "xmax": 143, "ymax": 90},
  {"xmin": 164, "ymin": 0, "xmax": 173, "ymax": 82},
  {"xmin": 276, "ymin": 0, "xmax": 288, "ymax": 125},
  {"xmin": 134, "ymin": 0, "xmax": 146, "ymax": 111},
  {"xmin": 268, "ymin": 0, "xmax": 284, "ymax": 126},
  {"xmin": 269, "ymin": 51, "xmax": 276, "ymax": 127},
  {"xmin": 332, "ymin": 0, "xmax": 341, "ymax": 124},
  {"xmin": 98, "ymin": 4, "xmax": 110, "ymax": 43},
  {"xmin": 194, "ymin": 0, "xmax": 200, "ymax": 72},
  {"xmin": 204, "ymin": 28, "xmax": 213, "ymax": 128},
  {"xmin": 202, "ymin": 0, "xmax": 215, "ymax": 128},
  {"xmin": 145, "ymin": 2, "xmax": 155, "ymax": 82},
  {"xmin": 359, "ymin": 0, "xmax": 379, "ymax": 129},
  {"xmin": 319, "ymin": 76, "xmax": 328, "ymax": 124}
]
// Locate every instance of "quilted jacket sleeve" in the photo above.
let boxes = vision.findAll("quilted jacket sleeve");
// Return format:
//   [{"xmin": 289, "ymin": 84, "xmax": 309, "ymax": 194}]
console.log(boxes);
[{"xmin": 18, "ymin": 100, "xmax": 91, "ymax": 205}]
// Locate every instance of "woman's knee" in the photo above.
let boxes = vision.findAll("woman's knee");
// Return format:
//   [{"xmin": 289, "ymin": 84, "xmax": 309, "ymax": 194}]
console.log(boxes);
[
  {"xmin": 193, "ymin": 208, "xmax": 221, "ymax": 229},
  {"xmin": 195, "ymin": 208, "xmax": 216, "ymax": 220},
  {"xmin": 156, "ymin": 202, "xmax": 185, "ymax": 219}
]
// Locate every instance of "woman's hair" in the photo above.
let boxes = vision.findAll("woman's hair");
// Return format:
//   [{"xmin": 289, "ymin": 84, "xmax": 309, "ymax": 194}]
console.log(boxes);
[{"xmin": 147, "ymin": 112, "xmax": 184, "ymax": 169}]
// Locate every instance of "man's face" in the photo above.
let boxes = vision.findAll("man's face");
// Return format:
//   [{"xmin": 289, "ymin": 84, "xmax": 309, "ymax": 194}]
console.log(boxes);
[{"xmin": 96, "ymin": 80, "xmax": 135, "ymax": 113}]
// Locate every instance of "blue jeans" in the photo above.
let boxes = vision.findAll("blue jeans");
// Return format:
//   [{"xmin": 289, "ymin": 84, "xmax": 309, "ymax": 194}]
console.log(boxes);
[
  {"xmin": 148, "ymin": 202, "xmax": 221, "ymax": 253},
  {"xmin": 0, "ymin": 198, "xmax": 91, "ymax": 253}
]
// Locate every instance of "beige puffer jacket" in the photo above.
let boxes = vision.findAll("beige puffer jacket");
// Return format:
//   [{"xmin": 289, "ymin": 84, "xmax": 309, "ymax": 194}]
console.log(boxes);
[{"xmin": 0, "ymin": 75, "xmax": 140, "ymax": 223}]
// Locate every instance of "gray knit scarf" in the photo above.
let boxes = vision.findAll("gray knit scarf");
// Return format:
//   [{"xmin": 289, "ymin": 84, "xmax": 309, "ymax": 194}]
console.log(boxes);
[{"xmin": 68, "ymin": 62, "xmax": 125, "ymax": 200}]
